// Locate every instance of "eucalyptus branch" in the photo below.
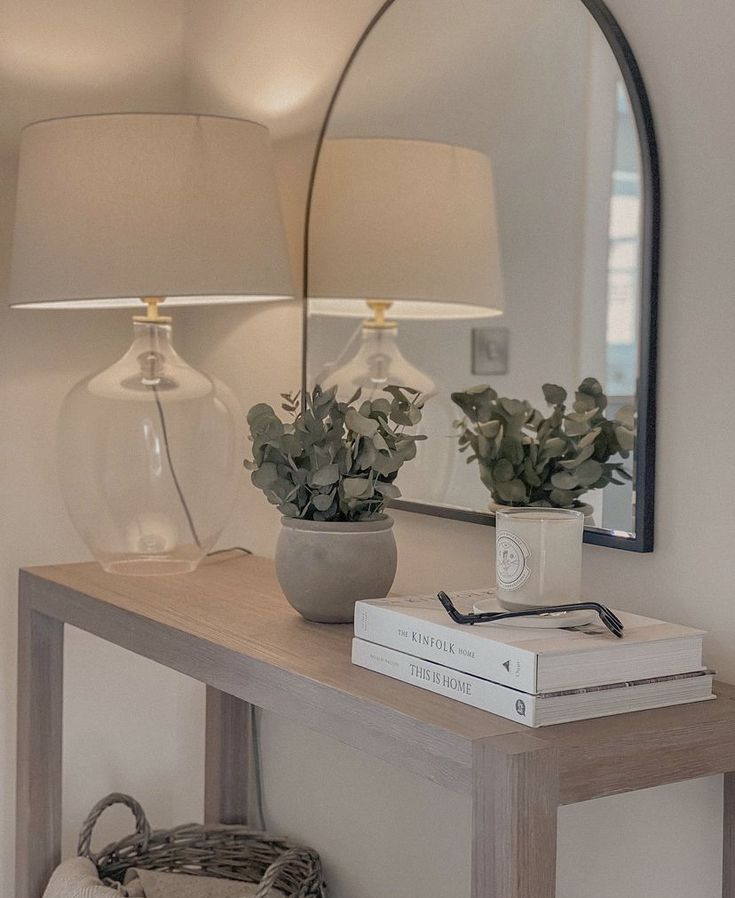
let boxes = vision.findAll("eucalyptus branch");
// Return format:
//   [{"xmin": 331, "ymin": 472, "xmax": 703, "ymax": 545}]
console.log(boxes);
[
  {"xmin": 245, "ymin": 384, "xmax": 425, "ymax": 523},
  {"xmin": 451, "ymin": 377, "xmax": 634, "ymax": 509}
]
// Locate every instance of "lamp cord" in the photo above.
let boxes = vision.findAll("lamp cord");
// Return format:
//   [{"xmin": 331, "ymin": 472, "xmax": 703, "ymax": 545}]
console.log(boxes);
[
  {"xmin": 151, "ymin": 390, "xmax": 255, "ymax": 561},
  {"xmin": 152, "ymin": 385, "xmax": 202, "ymax": 549},
  {"xmin": 311, "ymin": 320, "xmax": 364, "ymax": 388},
  {"xmin": 206, "ymin": 546, "xmax": 252, "ymax": 558},
  {"xmin": 150, "ymin": 390, "xmax": 266, "ymax": 827}
]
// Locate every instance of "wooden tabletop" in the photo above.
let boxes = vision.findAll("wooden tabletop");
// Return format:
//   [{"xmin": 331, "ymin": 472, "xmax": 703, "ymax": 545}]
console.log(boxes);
[{"xmin": 21, "ymin": 553, "xmax": 735, "ymax": 805}]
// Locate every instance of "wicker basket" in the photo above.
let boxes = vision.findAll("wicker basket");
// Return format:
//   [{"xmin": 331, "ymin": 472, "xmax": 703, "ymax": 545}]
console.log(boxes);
[{"xmin": 74, "ymin": 793, "xmax": 325, "ymax": 898}]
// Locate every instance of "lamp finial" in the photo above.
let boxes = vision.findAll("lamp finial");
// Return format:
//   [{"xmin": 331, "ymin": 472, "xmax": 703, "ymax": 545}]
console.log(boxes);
[
  {"xmin": 134, "ymin": 296, "xmax": 172, "ymax": 324},
  {"xmin": 363, "ymin": 299, "xmax": 396, "ymax": 329}
]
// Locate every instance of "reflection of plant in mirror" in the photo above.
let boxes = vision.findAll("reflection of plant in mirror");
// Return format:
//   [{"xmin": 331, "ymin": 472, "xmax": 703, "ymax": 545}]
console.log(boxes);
[
  {"xmin": 451, "ymin": 378, "xmax": 634, "ymax": 509},
  {"xmin": 245, "ymin": 384, "xmax": 425, "ymax": 522}
]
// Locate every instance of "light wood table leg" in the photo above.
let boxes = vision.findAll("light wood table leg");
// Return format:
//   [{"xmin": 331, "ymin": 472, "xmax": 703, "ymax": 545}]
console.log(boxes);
[
  {"xmin": 724, "ymin": 772, "xmax": 735, "ymax": 898},
  {"xmin": 16, "ymin": 590, "xmax": 64, "ymax": 898},
  {"xmin": 472, "ymin": 735, "xmax": 559, "ymax": 898},
  {"xmin": 204, "ymin": 686, "xmax": 252, "ymax": 824}
]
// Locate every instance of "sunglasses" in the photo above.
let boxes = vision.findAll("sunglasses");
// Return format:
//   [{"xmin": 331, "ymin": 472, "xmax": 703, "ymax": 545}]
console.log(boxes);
[{"xmin": 436, "ymin": 591, "xmax": 624, "ymax": 639}]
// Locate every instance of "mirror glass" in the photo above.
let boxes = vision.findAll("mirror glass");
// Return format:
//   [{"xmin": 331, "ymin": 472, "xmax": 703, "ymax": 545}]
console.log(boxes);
[{"xmin": 306, "ymin": 0, "xmax": 655, "ymax": 547}]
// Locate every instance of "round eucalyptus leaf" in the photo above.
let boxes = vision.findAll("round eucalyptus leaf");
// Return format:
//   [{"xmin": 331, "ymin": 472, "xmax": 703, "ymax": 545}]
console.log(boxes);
[
  {"xmin": 551, "ymin": 470, "xmax": 579, "ymax": 490},
  {"xmin": 558, "ymin": 444, "xmax": 595, "ymax": 469},
  {"xmin": 345, "ymin": 408, "xmax": 379, "ymax": 436},
  {"xmin": 578, "ymin": 427, "xmax": 601, "ymax": 449},
  {"xmin": 575, "ymin": 459, "xmax": 604, "ymax": 487},
  {"xmin": 495, "ymin": 479, "xmax": 527, "ymax": 503},
  {"xmin": 371, "ymin": 398, "xmax": 391, "ymax": 417},
  {"xmin": 372, "ymin": 432, "xmax": 389, "ymax": 453},
  {"xmin": 309, "ymin": 463, "xmax": 340, "ymax": 487},
  {"xmin": 478, "ymin": 419, "xmax": 501, "ymax": 438},
  {"xmin": 548, "ymin": 488, "xmax": 582, "ymax": 508},
  {"xmin": 251, "ymin": 463, "xmax": 279, "ymax": 489},
  {"xmin": 578, "ymin": 377, "xmax": 604, "ymax": 396},
  {"xmin": 493, "ymin": 458, "xmax": 515, "ymax": 482},
  {"xmin": 542, "ymin": 383, "xmax": 567, "ymax": 406},
  {"xmin": 342, "ymin": 477, "xmax": 372, "ymax": 498},
  {"xmin": 540, "ymin": 437, "xmax": 566, "ymax": 458},
  {"xmin": 564, "ymin": 417, "xmax": 591, "ymax": 437},
  {"xmin": 247, "ymin": 402, "xmax": 277, "ymax": 425},
  {"xmin": 277, "ymin": 502, "xmax": 300, "ymax": 518},
  {"xmin": 499, "ymin": 397, "xmax": 526, "ymax": 417},
  {"xmin": 312, "ymin": 492, "xmax": 335, "ymax": 511},
  {"xmin": 574, "ymin": 392, "xmax": 598, "ymax": 413},
  {"xmin": 500, "ymin": 436, "xmax": 524, "ymax": 465}
]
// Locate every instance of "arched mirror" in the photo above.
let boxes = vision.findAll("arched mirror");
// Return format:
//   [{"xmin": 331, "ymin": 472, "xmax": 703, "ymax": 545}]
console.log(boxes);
[{"xmin": 304, "ymin": 0, "xmax": 659, "ymax": 551}]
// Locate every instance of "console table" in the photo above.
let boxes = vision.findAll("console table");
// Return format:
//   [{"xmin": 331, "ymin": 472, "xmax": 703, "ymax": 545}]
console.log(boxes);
[{"xmin": 16, "ymin": 553, "xmax": 735, "ymax": 898}]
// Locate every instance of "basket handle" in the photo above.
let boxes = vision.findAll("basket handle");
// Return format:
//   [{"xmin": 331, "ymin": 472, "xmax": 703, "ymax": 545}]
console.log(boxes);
[{"xmin": 78, "ymin": 793, "xmax": 152, "ymax": 860}]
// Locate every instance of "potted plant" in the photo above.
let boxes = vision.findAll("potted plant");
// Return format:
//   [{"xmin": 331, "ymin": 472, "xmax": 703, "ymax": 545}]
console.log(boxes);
[
  {"xmin": 451, "ymin": 377, "xmax": 634, "ymax": 516},
  {"xmin": 245, "ymin": 384, "xmax": 424, "ymax": 622}
]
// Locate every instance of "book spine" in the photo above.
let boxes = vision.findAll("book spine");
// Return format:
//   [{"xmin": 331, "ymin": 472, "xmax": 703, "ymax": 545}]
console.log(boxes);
[
  {"xmin": 352, "ymin": 638, "xmax": 538, "ymax": 726},
  {"xmin": 354, "ymin": 601, "xmax": 538, "ymax": 692}
]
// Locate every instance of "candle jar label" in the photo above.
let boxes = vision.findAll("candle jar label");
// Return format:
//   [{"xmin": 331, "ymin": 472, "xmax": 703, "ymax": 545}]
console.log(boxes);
[{"xmin": 496, "ymin": 530, "xmax": 531, "ymax": 590}]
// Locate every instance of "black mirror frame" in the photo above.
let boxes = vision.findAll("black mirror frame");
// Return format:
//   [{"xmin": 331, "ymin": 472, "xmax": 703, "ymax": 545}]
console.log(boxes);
[{"xmin": 302, "ymin": 0, "xmax": 660, "ymax": 553}]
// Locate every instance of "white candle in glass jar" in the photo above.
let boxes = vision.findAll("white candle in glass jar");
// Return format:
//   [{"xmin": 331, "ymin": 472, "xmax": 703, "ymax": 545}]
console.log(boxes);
[{"xmin": 495, "ymin": 508, "xmax": 584, "ymax": 611}]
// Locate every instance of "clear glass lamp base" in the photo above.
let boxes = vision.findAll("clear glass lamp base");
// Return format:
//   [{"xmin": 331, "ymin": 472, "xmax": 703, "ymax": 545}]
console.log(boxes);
[
  {"xmin": 319, "ymin": 323, "xmax": 436, "ymax": 400},
  {"xmin": 58, "ymin": 319, "xmax": 242, "ymax": 576},
  {"xmin": 100, "ymin": 551, "xmax": 202, "ymax": 577}
]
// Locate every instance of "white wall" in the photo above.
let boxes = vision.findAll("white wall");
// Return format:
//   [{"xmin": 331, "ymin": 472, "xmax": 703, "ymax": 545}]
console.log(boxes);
[{"xmin": 1, "ymin": 1, "xmax": 734, "ymax": 897}]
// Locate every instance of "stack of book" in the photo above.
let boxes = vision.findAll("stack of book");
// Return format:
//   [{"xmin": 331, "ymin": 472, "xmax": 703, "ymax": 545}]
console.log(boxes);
[{"xmin": 352, "ymin": 590, "xmax": 714, "ymax": 727}]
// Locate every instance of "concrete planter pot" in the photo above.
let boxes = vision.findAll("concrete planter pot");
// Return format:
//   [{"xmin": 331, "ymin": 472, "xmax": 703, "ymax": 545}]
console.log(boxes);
[{"xmin": 275, "ymin": 515, "xmax": 398, "ymax": 623}]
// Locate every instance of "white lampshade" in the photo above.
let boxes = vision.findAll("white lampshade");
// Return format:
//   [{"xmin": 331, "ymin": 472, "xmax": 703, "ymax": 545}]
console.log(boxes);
[
  {"xmin": 9, "ymin": 113, "xmax": 293, "ymax": 308},
  {"xmin": 308, "ymin": 138, "xmax": 504, "ymax": 320}
]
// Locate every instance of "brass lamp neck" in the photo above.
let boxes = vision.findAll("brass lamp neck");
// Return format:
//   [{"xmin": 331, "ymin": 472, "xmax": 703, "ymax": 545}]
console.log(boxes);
[
  {"xmin": 133, "ymin": 296, "xmax": 172, "ymax": 324},
  {"xmin": 363, "ymin": 299, "xmax": 396, "ymax": 330}
]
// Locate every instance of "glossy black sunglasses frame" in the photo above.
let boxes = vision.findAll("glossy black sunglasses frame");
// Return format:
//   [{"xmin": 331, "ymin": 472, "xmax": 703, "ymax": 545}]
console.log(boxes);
[{"xmin": 436, "ymin": 591, "xmax": 624, "ymax": 638}]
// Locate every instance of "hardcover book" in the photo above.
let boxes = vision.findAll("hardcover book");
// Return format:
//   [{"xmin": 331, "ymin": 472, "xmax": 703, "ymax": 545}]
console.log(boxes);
[
  {"xmin": 354, "ymin": 591, "xmax": 706, "ymax": 693},
  {"xmin": 352, "ymin": 638, "xmax": 715, "ymax": 728}
]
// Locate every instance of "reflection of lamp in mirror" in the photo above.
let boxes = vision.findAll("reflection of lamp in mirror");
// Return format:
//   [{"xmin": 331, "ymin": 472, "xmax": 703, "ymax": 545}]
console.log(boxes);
[
  {"xmin": 9, "ymin": 113, "xmax": 293, "ymax": 575},
  {"xmin": 314, "ymin": 302, "xmax": 437, "ymax": 400},
  {"xmin": 308, "ymin": 138, "xmax": 504, "ymax": 399}
]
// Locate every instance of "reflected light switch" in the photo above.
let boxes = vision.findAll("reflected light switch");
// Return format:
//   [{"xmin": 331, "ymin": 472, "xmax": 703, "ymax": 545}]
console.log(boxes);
[{"xmin": 472, "ymin": 326, "xmax": 509, "ymax": 375}]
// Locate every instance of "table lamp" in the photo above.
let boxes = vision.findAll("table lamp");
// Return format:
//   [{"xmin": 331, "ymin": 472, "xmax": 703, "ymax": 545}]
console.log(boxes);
[
  {"xmin": 308, "ymin": 138, "xmax": 504, "ymax": 399},
  {"xmin": 9, "ymin": 113, "xmax": 293, "ymax": 575}
]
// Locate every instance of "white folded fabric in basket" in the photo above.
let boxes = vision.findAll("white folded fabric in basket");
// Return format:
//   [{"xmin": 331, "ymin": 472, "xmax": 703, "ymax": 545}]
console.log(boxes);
[
  {"xmin": 43, "ymin": 858, "xmax": 125, "ymax": 898},
  {"xmin": 41, "ymin": 857, "xmax": 285, "ymax": 898},
  {"xmin": 124, "ymin": 869, "xmax": 285, "ymax": 898}
]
